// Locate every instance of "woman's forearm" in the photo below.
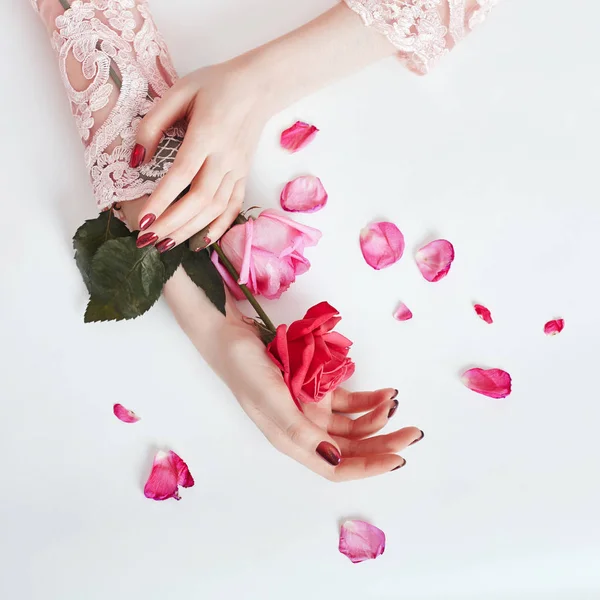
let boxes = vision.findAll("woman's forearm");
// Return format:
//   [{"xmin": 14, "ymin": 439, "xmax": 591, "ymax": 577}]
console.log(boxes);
[
  {"xmin": 242, "ymin": 4, "xmax": 396, "ymax": 114},
  {"xmin": 32, "ymin": 0, "xmax": 180, "ymax": 210},
  {"xmin": 225, "ymin": 0, "xmax": 499, "ymax": 116}
]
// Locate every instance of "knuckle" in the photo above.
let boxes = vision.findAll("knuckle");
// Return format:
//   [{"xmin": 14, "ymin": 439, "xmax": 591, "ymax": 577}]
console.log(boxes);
[
  {"xmin": 172, "ymin": 159, "xmax": 198, "ymax": 181},
  {"xmin": 138, "ymin": 116, "xmax": 162, "ymax": 142},
  {"xmin": 344, "ymin": 419, "xmax": 355, "ymax": 438},
  {"xmin": 215, "ymin": 195, "xmax": 229, "ymax": 212},
  {"xmin": 285, "ymin": 420, "xmax": 304, "ymax": 447},
  {"xmin": 264, "ymin": 429, "xmax": 288, "ymax": 456}
]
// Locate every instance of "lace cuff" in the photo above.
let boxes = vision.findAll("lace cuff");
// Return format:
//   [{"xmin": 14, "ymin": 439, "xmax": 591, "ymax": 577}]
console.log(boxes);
[
  {"xmin": 343, "ymin": 0, "xmax": 500, "ymax": 74},
  {"xmin": 31, "ymin": 0, "xmax": 183, "ymax": 210}
]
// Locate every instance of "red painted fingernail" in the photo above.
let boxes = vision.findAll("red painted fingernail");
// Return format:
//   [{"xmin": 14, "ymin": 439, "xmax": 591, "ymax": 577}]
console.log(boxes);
[
  {"xmin": 136, "ymin": 232, "xmax": 158, "ymax": 248},
  {"xmin": 388, "ymin": 399, "xmax": 399, "ymax": 419},
  {"xmin": 409, "ymin": 430, "xmax": 425, "ymax": 446},
  {"xmin": 391, "ymin": 459, "xmax": 407, "ymax": 472},
  {"xmin": 193, "ymin": 236, "xmax": 212, "ymax": 252},
  {"xmin": 139, "ymin": 213, "xmax": 156, "ymax": 231},
  {"xmin": 129, "ymin": 143, "xmax": 146, "ymax": 168},
  {"xmin": 156, "ymin": 238, "xmax": 176, "ymax": 253},
  {"xmin": 316, "ymin": 442, "xmax": 341, "ymax": 466}
]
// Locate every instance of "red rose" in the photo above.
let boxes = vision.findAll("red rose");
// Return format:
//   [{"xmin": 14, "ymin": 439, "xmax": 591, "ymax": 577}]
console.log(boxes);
[{"xmin": 267, "ymin": 302, "xmax": 355, "ymax": 406}]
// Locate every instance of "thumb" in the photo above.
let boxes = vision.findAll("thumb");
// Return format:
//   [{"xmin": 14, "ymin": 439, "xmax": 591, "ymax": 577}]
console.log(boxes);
[
  {"xmin": 132, "ymin": 81, "xmax": 195, "ymax": 167},
  {"xmin": 284, "ymin": 411, "xmax": 342, "ymax": 472}
]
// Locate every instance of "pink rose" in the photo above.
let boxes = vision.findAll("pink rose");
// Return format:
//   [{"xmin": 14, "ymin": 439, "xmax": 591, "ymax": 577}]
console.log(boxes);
[
  {"xmin": 267, "ymin": 302, "xmax": 355, "ymax": 405},
  {"xmin": 215, "ymin": 209, "xmax": 321, "ymax": 300}
]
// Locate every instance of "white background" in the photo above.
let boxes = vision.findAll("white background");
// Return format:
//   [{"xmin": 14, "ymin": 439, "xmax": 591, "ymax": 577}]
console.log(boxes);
[{"xmin": 2, "ymin": 1, "xmax": 600, "ymax": 598}]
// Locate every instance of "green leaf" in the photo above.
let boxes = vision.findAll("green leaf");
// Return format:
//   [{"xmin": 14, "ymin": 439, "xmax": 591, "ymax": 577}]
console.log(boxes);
[
  {"xmin": 73, "ymin": 211, "xmax": 130, "ymax": 292},
  {"xmin": 84, "ymin": 298, "xmax": 125, "ymax": 323},
  {"xmin": 182, "ymin": 250, "xmax": 226, "ymax": 316},
  {"xmin": 160, "ymin": 243, "xmax": 187, "ymax": 282},
  {"xmin": 86, "ymin": 237, "xmax": 165, "ymax": 322}
]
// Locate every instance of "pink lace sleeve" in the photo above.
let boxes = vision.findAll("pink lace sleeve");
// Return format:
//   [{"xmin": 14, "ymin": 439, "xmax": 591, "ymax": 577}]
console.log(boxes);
[
  {"xmin": 31, "ymin": 0, "xmax": 183, "ymax": 211},
  {"xmin": 343, "ymin": 0, "xmax": 500, "ymax": 74}
]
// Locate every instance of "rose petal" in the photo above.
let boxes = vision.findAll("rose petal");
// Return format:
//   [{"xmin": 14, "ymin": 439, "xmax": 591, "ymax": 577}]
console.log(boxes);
[
  {"xmin": 259, "ymin": 209, "xmax": 322, "ymax": 248},
  {"xmin": 280, "ymin": 175, "xmax": 328, "ymax": 213},
  {"xmin": 219, "ymin": 211, "xmax": 321, "ymax": 300},
  {"xmin": 170, "ymin": 452, "xmax": 195, "ymax": 489},
  {"xmin": 339, "ymin": 520, "xmax": 386, "ymax": 564},
  {"xmin": 267, "ymin": 302, "xmax": 354, "ymax": 405},
  {"xmin": 474, "ymin": 304, "xmax": 493, "ymax": 324},
  {"xmin": 544, "ymin": 319, "xmax": 565, "ymax": 336},
  {"xmin": 143, "ymin": 450, "xmax": 194, "ymax": 502},
  {"xmin": 415, "ymin": 239, "xmax": 455, "ymax": 282},
  {"xmin": 113, "ymin": 403, "xmax": 140, "ymax": 423},
  {"xmin": 461, "ymin": 368, "xmax": 512, "ymax": 399},
  {"xmin": 393, "ymin": 302, "xmax": 413, "ymax": 321},
  {"xmin": 360, "ymin": 222, "xmax": 405, "ymax": 270},
  {"xmin": 280, "ymin": 121, "xmax": 319, "ymax": 153},
  {"xmin": 211, "ymin": 250, "xmax": 245, "ymax": 301}
]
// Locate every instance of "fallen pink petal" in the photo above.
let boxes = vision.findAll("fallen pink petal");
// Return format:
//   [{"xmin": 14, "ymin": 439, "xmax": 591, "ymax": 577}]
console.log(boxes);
[
  {"xmin": 544, "ymin": 319, "xmax": 565, "ymax": 336},
  {"xmin": 474, "ymin": 304, "xmax": 493, "ymax": 324},
  {"xmin": 280, "ymin": 175, "xmax": 328, "ymax": 213},
  {"xmin": 113, "ymin": 403, "xmax": 140, "ymax": 423},
  {"xmin": 339, "ymin": 520, "xmax": 386, "ymax": 564},
  {"xmin": 143, "ymin": 450, "xmax": 195, "ymax": 501},
  {"xmin": 415, "ymin": 239, "xmax": 455, "ymax": 282},
  {"xmin": 393, "ymin": 302, "xmax": 413, "ymax": 321},
  {"xmin": 360, "ymin": 222, "xmax": 405, "ymax": 270},
  {"xmin": 461, "ymin": 368, "xmax": 512, "ymax": 399},
  {"xmin": 280, "ymin": 121, "xmax": 319, "ymax": 153}
]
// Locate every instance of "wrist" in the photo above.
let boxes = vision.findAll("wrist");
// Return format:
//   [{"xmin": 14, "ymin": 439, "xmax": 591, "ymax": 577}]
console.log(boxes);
[{"xmin": 235, "ymin": 4, "xmax": 395, "ymax": 116}]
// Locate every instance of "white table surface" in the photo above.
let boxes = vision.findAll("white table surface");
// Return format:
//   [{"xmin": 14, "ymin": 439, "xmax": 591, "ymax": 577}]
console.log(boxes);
[{"xmin": 2, "ymin": 1, "xmax": 600, "ymax": 598}]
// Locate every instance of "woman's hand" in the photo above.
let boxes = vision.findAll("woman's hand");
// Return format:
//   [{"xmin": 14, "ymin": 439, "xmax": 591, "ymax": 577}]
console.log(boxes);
[
  {"xmin": 210, "ymin": 299, "xmax": 423, "ymax": 481},
  {"xmin": 163, "ymin": 268, "xmax": 424, "ymax": 481},
  {"xmin": 131, "ymin": 4, "xmax": 395, "ymax": 252},
  {"xmin": 131, "ymin": 59, "xmax": 271, "ymax": 252}
]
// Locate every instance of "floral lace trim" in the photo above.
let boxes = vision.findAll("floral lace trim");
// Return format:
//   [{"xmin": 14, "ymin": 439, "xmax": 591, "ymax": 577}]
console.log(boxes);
[
  {"xmin": 344, "ymin": 0, "xmax": 500, "ymax": 74},
  {"xmin": 468, "ymin": 0, "xmax": 499, "ymax": 29},
  {"xmin": 343, "ymin": 0, "xmax": 448, "ymax": 74},
  {"xmin": 448, "ymin": 0, "xmax": 466, "ymax": 44},
  {"xmin": 39, "ymin": 0, "xmax": 182, "ymax": 210}
]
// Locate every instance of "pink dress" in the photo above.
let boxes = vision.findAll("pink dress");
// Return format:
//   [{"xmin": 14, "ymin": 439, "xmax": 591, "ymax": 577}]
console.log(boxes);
[{"xmin": 31, "ymin": 0, "xmax": 500, "ymax": 209}]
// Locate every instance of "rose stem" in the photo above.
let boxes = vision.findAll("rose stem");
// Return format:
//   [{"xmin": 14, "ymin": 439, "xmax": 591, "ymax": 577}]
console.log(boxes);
[{"xmin": 213, "ymin": 244, "xmax": 277, "ymax": 334}]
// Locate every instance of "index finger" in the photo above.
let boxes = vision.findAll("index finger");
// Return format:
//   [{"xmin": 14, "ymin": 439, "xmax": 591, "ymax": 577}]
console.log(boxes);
[
  {"xmin": 137, "ymin": 124, "xmax": 208, "ymax": 230},
  {"xmin": 331, "ymin": 388, "xmax": 398, "ymax": 413}
]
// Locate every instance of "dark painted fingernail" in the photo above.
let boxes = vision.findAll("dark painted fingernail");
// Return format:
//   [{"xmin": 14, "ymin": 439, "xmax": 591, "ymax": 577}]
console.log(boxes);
[
  {"xmin": 129, "ymin": 143, "xmax": 146, "ymax": 168},
  {"xmin": 316, "ymin": 442, "xmax": 341, "ymax": 466},
  {"xmin": 136, "ymin": 232, "xmax": 158, "ymax": 248},
  {"xmin": 139, "ymin": 213, "xmax": 156, "ymax": 231},
  {"xmin": 156, "ymin": 238, "xmax": 176, "ymax": 253},
  {"xmin": 189, "ymin": 227, "xmax": 210, "ymax": 252},
  {"xmin": 388, "ymin": 399, "xmax": 399, "ymax": 419},
  {"xmin": 193, "ymin": 236, "xmax": 211, "ymax": 252},
  {"xmin": 391, "ymin": 389, "xmax": 399, "ymax": 400},
  {"xmin": 391, "ymin": 459, "xmax": 407, "ymax": 471},
  {"xmin": 410, "ymin": 430, "xmax": 425, "ymax": 446}
]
